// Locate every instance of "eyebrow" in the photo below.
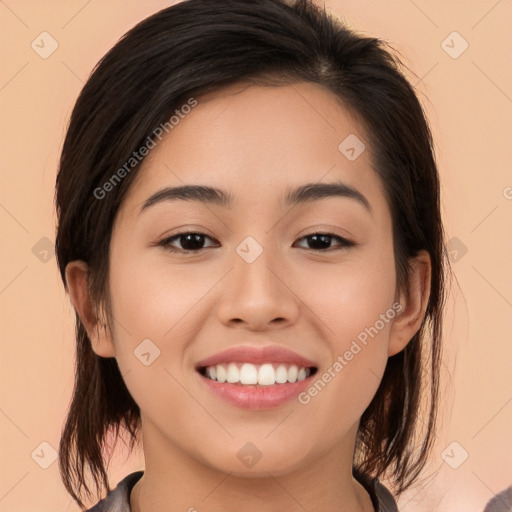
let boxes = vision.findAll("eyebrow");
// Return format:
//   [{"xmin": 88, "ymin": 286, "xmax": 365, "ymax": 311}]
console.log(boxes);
[{"xmin": 139, "ymin": 180, "xmax": 372, "ymax": 216}]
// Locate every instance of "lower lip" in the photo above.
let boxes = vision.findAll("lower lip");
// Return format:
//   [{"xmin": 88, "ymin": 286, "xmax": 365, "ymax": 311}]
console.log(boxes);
[{"xmin": 198, "ymin": 371, "xmax": 315, "ymax": 410}]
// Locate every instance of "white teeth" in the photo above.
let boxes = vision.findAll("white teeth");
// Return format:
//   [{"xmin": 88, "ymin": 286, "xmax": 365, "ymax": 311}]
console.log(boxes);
[
  {"xmin": 206, "ymin": 366, "xmax": 216, "ymax": 380},
  {"xmin": 226, "ymin": 363, "xmax": 239, "ymax": 383},
  {"xmin": 275, "ymin": 365, "xmax": 288, "ymax": 384},
  {"xmin": 258, "ymin": 363, "xmax": 275, "ymax": 386},
  {"xmin": 287, "ymin": 365, "xmax": 298, "ymax": 383},
  {"xmin": 202, "ymin": 362, "xmax": 313, "ymax": 385},
  {"xmin": 216, "ymin": 364, "xmax": 227, "ymax": 383},
  {"xmin": 240, "ymin": 363, "xmax": 258, "ymax": 384}
]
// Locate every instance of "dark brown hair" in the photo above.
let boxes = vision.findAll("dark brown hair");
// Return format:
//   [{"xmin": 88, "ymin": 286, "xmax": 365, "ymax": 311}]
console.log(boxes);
[{"xmin": 55, "ymin": 0, "xmax": 450, "ymax": 508}]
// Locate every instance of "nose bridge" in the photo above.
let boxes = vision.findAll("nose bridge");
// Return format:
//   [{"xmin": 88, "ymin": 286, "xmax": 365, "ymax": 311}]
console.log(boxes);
[{"xmin": 216, "ymin": 235, "xmax": 299, "ymax": 329}]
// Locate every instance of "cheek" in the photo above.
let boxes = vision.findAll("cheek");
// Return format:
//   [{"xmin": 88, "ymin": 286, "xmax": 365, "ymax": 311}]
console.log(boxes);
[
  {"xmin": 108, "ymin": 246, "xmax": 209, "ymax": 335},
  {"xmin": 104, "ymin": 257, "xmax": 199, "ymax": 420},
  {"xmin": 296, "ymin": 287, "xmax": 395, "ymax": 447},
  {"xmin": 296, "ymin": 247, "xmax": 397, "ymax": 405},
  {"xmin": 303, "ymin": 246, "xmax": 397, "ymax": 343},
  {"xmin": 105, "ymin": 249, "xmax": 222, "ymax": 387}
]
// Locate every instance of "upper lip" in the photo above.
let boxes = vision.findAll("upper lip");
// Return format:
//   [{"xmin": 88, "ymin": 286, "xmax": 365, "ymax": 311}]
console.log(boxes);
[{"xmin": 195, "ymin": 345, "xmax": 318, "ymax": 370}]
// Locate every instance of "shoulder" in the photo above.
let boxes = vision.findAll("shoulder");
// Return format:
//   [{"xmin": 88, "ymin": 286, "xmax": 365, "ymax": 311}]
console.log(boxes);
[
  {"xmin": 84, "ymin": 471, "xmax": 144, "ymax": 512},
  {"xmin": 354, "ymin": 470, "xmax": 399, "ymax": 512},
  {"xmin": 371, "ymin": 479, "xmax": 399, "ymax": 512},
  {"xmin": 482, "ymin": 486, "xmax": 512, "ymax": 512}
]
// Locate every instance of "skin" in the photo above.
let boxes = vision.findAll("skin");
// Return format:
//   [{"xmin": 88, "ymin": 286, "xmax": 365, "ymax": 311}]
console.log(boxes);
[{"xmin": 66, "ymin": 81, "xmax": 431, "ymax": 512}]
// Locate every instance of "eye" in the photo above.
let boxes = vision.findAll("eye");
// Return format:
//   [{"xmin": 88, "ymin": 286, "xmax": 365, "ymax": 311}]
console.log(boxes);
[
  {"xmin": 158, "ymin": 232, "xmax": 218, "ymax": 253},
  {"xmin": 293, "ymin": 232, "xmax": 355, "ymax": 251},
  {"xmin": 157, "ymin": 231, "xmax": 354, "ymax": 254}
]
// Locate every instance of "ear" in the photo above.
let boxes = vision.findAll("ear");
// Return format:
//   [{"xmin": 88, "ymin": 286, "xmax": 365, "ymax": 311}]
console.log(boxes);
[
  {"xmin": 388, "ymin": 250, "xmax": 431, "ymax": 357},
  {"xmin": 65, "ymin": 260, "xmax": 116, "ymax": 358}
]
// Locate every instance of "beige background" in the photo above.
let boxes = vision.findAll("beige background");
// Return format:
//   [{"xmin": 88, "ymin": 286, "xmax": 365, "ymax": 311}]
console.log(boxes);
[{"xmin": 1, "ymin": 1, "xmax": 511, "ymax": 511}]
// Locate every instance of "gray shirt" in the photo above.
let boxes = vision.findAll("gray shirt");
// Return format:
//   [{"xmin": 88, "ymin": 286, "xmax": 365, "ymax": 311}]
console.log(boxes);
[
  {"xmin": 483, "ymin": 486, "xmax": 512, "ymax": 512},
  {"xmin": 84, "ymin": 470, "xmax": 399, "ymax": 511}
]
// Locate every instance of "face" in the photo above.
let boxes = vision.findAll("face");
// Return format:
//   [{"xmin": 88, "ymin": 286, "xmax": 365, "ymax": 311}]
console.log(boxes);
[{"xmin": 79, "ymin": 81, "xmax": 415, "ymax": 478}]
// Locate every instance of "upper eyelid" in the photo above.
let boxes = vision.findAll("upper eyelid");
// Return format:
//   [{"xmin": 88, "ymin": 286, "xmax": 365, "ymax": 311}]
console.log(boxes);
[{"xmin": 160, "ymin": 231, "xmax": 351, "ymax": 241}]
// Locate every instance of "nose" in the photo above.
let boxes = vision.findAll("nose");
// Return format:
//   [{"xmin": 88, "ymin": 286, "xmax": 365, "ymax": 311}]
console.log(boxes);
[{"xmin": 216, "ymin": 246, "xmax": 300, "ymax": 331}]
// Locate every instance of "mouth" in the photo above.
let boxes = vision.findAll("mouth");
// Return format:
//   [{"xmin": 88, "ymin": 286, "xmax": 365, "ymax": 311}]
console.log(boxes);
[
  {"xmin": 194, "ymin": 344, "xmax": 320, "ymax": 408},
  {"xmin": 197, "ymin": 362, "xmax": 318, "ymax": 387}
]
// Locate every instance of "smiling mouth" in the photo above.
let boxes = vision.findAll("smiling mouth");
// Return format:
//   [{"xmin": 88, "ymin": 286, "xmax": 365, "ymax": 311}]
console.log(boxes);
[{"xmin": 197, "ymin": 362, "xmax": 318, "ymax": 386}]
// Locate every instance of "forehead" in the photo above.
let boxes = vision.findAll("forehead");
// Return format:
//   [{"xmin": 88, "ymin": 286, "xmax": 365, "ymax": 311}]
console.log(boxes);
[{"xmin": 122, "ymin": 81, "xmax": 387, "ymax": 218}]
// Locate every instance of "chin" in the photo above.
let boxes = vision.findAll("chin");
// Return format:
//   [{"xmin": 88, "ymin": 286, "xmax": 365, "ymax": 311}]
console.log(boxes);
[{"xmin": 197, "ymin": 441, "xmax": 312, "ymax": 478}]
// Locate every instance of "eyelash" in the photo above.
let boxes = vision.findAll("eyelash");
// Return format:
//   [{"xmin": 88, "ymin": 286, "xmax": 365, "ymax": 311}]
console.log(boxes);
[{"xmin": 157, "ymin": 231, "xmax": 355, "ymax": 254}]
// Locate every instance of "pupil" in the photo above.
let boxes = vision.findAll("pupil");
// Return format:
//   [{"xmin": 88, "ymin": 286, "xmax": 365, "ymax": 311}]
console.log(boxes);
[
  {"xmin": 309, "ymin": 234, "xmax": 330, "ymax": 249},
  {"xmin": 182, "ymin": 234, "xmax": 204, "ymax": 250}
]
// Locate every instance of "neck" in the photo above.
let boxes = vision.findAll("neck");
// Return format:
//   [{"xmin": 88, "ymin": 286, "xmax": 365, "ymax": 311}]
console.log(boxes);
[{"xmin": 129, "ymin": 419, "xmax": 375, "ymax": 512}]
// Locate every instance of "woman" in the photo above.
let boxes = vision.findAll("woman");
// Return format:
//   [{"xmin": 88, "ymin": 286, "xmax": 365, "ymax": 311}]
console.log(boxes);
[{"xmin": 54, "ymin": 0, "xmax": 449, "ymax": 510}]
